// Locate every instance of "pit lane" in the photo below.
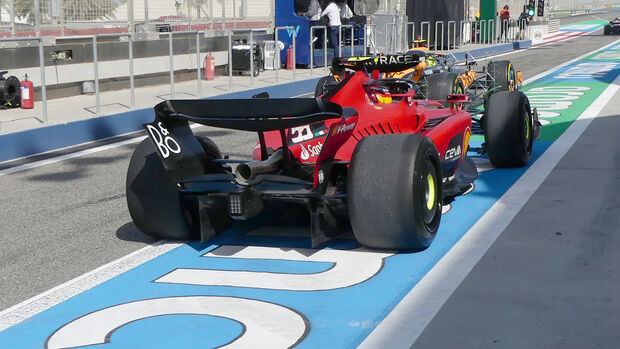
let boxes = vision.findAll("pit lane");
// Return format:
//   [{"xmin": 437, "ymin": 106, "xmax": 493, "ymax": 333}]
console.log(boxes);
[{"xmin": 1, "ymin": 15, "xmax": 620, "ymax": 348}]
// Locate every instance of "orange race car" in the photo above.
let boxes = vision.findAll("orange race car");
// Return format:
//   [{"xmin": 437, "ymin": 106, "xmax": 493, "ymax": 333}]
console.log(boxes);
[{"xmin": 316, "ymin": 48, "xmax": 523, "ymax": 109}]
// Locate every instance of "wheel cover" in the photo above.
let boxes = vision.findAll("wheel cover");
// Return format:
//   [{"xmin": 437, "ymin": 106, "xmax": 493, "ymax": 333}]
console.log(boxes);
[
  {"xmin": 425, "ymin": 174, "xmax": 436, "ymax": 211},
  {"xmin": 421, "ymin": 159, "xmax": 439, "ymax": 228},
  {"xmin": 523, "ymin": 110, "xmax": 531, "ymax": 150},
  {"xmin": 508, "ymin": 63, "xmax": 516, "ymax": 91}
]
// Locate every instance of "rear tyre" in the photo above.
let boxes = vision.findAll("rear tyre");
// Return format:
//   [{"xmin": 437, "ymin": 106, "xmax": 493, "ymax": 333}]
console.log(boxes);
[
  {"xmin": 484, "ymin": 91, "xmax": 533, "ymax": 167},
  {"xmin": 487, "ymin": 60, "xmax": 515, "ymax": 92},
  {"xmin": 314, "ymin": 75, "xmax": 335, "ymax": 97},
  {"xmin": 126, "ymin": 136, "xmax": 231, "ymax": 240},
  {"xmin": 604, "ymin": 26, "xmax": 611, "ymax": 35},
  {"xmin": 349, "ymin": 134, "xmax": 442, "ymax": 250}
]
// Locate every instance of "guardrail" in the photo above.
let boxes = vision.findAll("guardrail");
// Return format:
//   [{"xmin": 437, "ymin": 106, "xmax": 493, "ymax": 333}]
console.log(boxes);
[
  {"xmin": 91, "ymin": 33, "xmax": 135, "ymax": 114},
  {"xmin": 0, "ymin": 16, "xmax": 533, "ymax": 134},
  {"xmin": 339, "ymin": 24, "xmax": 355, "ymax": 58},
  {"xmin": 274, "ymin": 26, "xmax": 296, "ymax": 84},
  {"xmin": 166, "ymin": 31, "xmax": 202, "ymax": 98},
  {"xmin": 309, "ymin": 25, "xmax": 328, "ymax": 76}
]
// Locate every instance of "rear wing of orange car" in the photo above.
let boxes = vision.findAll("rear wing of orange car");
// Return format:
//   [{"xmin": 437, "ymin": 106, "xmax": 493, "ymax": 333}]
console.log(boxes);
[{"xmin": 332, "ymin": 53, "xmax": 422, "ymax": 74}]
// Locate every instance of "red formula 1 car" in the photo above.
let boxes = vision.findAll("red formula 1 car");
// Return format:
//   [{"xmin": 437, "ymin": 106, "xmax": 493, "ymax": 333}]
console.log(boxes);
[{"xmin": 126, "ymin": 53, "xmax": 539, "ymax": 250}]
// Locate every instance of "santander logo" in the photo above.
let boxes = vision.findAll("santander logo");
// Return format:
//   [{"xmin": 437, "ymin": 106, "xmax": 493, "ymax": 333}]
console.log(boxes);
[{"xmin": 300, "ymin": 141, "xmax": 323, "ymax": 160}]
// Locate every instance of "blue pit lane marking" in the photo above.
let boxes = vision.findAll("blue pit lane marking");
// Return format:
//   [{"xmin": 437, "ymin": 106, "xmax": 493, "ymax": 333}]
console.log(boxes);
[{"xmin": 0, "ymin": 141, "xmax": 550, "ymax": 348}]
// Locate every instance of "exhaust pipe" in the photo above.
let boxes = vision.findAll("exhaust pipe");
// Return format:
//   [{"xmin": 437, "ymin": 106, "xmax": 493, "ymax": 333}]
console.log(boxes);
[{"xmin": 236, "ymin": 149, "xmax": 284, "ymax": 181}]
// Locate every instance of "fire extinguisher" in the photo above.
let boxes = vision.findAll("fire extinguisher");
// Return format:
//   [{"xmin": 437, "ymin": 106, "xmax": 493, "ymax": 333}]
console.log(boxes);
[
  {"xmin": 21, "ymin": 74, "xmax": 34, "ymax": 109},
  {"xmin": 286, "ymin": 47, "xmax": 294, "ymax": 70},
  {"xmin": 204, "ymin": 54, "xmax": 215, "ymax": 81}
]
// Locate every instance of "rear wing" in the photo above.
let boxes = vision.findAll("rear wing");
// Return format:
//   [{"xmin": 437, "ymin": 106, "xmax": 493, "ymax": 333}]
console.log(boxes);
[
  {"xmin": 154, "ymin": 98, "xmax": 342, "ymax": 131},
  {"xmin": 146, "ymin": 97, "xmax": 345, "ymax": 180},
  {"xmin": 332, "ymin": 53, "xmax": 422, "ymax": 74}
]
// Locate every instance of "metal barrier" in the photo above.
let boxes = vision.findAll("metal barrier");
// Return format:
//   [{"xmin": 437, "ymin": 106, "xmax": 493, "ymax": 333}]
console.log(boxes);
[
  {"xmin": 434, "ymin": 21, "xmax": 444, "ymax": 50},
  {"xmin": 364, "ymin": 24, "xmax": 377, "ymax": 55},
  {"xmin": 339, "ymin": 25, "xmax": 355, "ymax": 57},
  {"xmin": 407, "ymin": 22, "xmax": 415, "ymax": 49},
  {"xmin": 167, "ymin": 30, "xmax": 201, "ymax": 98},
  {"xmin": 447, "ymin": 21, "xmax": 456, "ymax": 50},
  {"xmin": 480, "ymin": 20, "xmax": 487, "ymax": 45},
  {"xmin": 0, "ymin": 36, "xmax": 47, "ymax": 132},
  {"xmin": 420, "ymin": 22, "xmax": 431, "ymax": 48},
  {"xmin": 309, "ymin": 25, "xmax": 328, "ymax": 76},
  {"xmin": 274, "ymin": 26, "xmax": 296, "ymax": 84},
  {"xmin": 460, "ymin": 21, "xmax": 469, "ymax": 47},
  {"xmin": 91, "ymin": 33, "xmax": 135, "ymax": 115}
]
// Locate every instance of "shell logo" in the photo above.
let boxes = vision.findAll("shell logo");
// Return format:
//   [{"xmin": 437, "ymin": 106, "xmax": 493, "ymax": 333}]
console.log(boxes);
[{"xmin": 463, "ymin": 127, "xmax": 471, "ymax": 155}]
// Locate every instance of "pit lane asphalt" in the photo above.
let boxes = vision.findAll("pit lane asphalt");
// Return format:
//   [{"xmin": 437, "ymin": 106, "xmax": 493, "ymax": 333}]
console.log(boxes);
[
  {"xmin": 0, "ymin": 23, "xmax": 618, "ymax": 313},
  {"xmin": 412, "ymin": 64, "xmax": 620, "ymax": 349}
]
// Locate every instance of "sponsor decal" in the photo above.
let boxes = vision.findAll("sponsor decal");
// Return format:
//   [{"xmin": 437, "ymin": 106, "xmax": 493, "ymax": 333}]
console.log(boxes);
[
  {"xmin": 146, "ymin": 122, "xmax": 181, "ymax": 159},
  {"xmin": 444, "ymin": 133, "xmax": 464, "ymax": 162},
  {"xmin": 333, "ymin": 122, "xmax": 356, "ymax": 136},
  {"xmin": 442, "ymin": 174, "xmax": 456, "ymax": 183},
  {"xmin": 463, "ymin": 128, "xmax": 471, "ymax": 155},
  {"xmin": 377, "ymin": 54, "xmax": 418, "ymax": 65},
  {"xmin": 300, "ymin": 141, "xmax": 323, "ymax": 160},
  {"xmin": 444, "ymin": 145, "xmax": 462, "ymax": 161},
  {"xmin": 318, "ymin": 170, "xmax": 325, "ymax": 184},
  {"xmin": 290, "ymin": 125, "xmax": 314, "ymax": 143}
]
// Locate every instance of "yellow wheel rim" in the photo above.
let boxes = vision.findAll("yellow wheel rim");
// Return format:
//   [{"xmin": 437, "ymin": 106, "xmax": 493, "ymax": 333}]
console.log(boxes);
[{"xmin": 426, "ymin": 174, "xmax": 436, "ymax": 210}]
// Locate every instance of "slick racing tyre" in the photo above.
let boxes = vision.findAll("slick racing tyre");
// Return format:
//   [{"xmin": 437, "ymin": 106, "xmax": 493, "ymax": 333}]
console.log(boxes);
[
  {"xmin": 604, "ymin": 26, "xmax": 611, "ymax": 35},
  {"xmin": 487, "ymin": 60, "xmax": 516, "ymax": 92},
  {"xmin": 427, "ymin": 72, "xmax": 465, "ymax": 107},
  {"xmin": 126, "ymin": 136, "xmax": 230, "ymax": 239},
  {"xmin": 484, "ymin": 91, "xmax": 534, "ymax": 167},
  {"xmin": 314, "ymin": 75, "xmax": 336, "ymax": 97},
  {"xmin": 349, "ymin": 134, "xmax": 442, "ymax": 250}
]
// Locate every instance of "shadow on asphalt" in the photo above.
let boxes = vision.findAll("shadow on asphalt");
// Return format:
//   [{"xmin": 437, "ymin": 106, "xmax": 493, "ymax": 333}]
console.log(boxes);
[{"xmin": 116, "ymin": 221, "xmax": 158, "ymax": 244}]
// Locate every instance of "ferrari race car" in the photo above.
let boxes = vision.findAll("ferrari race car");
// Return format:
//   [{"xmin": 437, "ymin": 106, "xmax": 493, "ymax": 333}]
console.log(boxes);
[
  {"xmin": 316, "ymin": 51, "xmax": 521, "ymax": 109},
  {"xmin": 603, "ymin": 18, "xmax": 620, "ymax": 35},
  {"xmin": 126, "ymin": 53, "xmax": 539, "ymax": 250}
]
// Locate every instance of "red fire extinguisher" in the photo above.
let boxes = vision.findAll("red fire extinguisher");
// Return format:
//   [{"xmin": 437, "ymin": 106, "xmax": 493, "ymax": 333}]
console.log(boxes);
[
  {"xmin": 204, "ymin": 54, "xmax": 215, "ymax": 81},
  {"xmin": 21, "ymin": 74, "xmax": 34, "ymax": 109},
  {"xmin": 286, "ymin": 47, "xmax": 294, "ymax": 70}
]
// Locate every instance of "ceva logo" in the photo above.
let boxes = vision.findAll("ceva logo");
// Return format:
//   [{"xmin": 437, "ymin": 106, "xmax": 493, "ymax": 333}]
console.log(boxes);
[{"xmin": 287, "ymin": 26, "xmax": 300, "ymax": 38}]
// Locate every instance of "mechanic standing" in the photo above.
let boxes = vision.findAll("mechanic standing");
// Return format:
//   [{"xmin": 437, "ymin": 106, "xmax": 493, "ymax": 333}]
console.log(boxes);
[
  {"xmin": 499, "ymin": 5, "xmax": 510, "ymax": 41},
  {"xmin": 322, "ymin": 0, "xmax": 346, "ymax": 55},
  {"xmin": 518, "ymin": 6, "xmax": 530, "ymax": 40}
]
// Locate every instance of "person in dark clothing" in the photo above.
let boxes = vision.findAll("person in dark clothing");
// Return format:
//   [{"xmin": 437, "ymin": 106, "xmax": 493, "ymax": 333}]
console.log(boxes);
[{"xmin": 518, "ymin": 5, "xmax": 530, "ymax": 39}]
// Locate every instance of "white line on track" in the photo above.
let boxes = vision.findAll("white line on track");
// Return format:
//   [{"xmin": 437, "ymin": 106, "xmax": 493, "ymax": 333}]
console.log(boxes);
[
  {"xmin": 359, "ymin": 38, "xmax": 620, "ymax": 348},
  {"xmin": 0, "ymin": 240, "xmax": 184, "ymax": 332}
]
